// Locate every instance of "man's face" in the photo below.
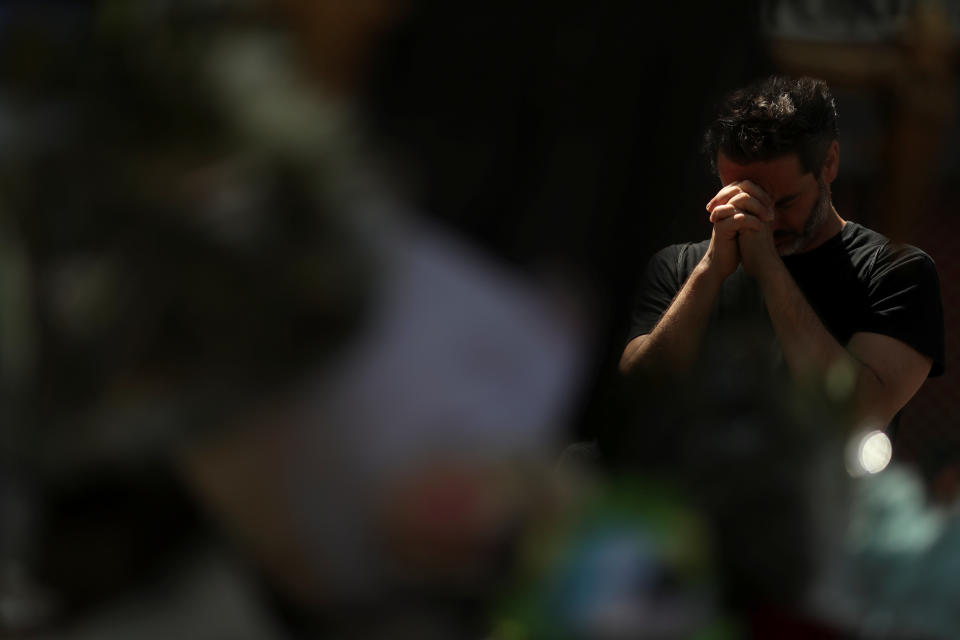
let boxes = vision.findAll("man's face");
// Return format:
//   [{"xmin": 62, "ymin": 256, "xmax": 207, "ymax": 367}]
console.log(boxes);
[{"xmin": 716, "ymin": 152, "xmax": 832, "ymax": 256}]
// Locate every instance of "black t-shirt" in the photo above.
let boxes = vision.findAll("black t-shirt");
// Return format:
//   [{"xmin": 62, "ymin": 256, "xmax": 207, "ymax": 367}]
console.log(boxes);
[{"xmin": 628, "ymin": 221, "xmax": 945, "ymax": 377}]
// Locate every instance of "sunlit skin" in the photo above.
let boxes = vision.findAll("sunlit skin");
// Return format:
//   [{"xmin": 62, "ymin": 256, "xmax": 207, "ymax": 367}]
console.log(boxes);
[{"xmin": 706, "ymin": 142, "xmax": 844, "ymax": 271}]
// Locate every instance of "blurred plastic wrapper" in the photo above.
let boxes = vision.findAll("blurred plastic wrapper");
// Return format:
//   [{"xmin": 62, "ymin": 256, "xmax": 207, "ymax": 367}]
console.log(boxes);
[
  {"xmin": 176, "ymin": 218, "xmax": 588, "ymax": 610},
  {"xmin": 0, "ymin": 1, "xmax": 591, "ymax": 636},
  {"xmin": 845, "ymin": 465, "xmax": 960, "ymax": 639}
]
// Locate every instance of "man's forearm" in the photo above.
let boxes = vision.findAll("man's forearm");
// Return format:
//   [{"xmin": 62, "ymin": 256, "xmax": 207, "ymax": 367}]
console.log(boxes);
[
  {"xmin": 620, "ymin": 256, "xmax": 725, "ymax": 375},
  {"xmin": 756, "ymin": 260, "xmax": 885, "ymax": 424},
  {"xmin": 756, "ymin": 261, "xmax": 850, "ymax": 375}
]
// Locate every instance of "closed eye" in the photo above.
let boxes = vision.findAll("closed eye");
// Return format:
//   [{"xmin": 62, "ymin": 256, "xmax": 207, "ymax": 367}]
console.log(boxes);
[{"xmin": 775, "ymin": 194, "xmax": 800, "ymax": 208}]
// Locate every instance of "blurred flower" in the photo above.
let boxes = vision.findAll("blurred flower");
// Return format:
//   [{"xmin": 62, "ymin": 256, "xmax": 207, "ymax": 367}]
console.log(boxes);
[{"xmin": 494, "ymin": 476, "xmax": 731, "ymax": 640}]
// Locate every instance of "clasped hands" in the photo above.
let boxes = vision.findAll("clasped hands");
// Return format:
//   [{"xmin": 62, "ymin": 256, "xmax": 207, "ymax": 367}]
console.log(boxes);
[{"xmin": 704, "ymin": 180, "xmax": 779, "ymax": 280}]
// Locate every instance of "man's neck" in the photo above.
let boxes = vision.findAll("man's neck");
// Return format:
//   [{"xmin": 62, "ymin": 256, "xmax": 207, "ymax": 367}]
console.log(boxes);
[{"xmin": 804, "ymin": 206, "xmax": 845, "ymax": 253}]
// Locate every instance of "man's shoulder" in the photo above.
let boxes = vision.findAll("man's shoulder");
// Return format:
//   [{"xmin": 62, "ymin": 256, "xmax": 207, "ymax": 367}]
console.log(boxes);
[
  {"xmin": 842, "ymin": 222, "xmax": 937, "ymax": 274},
  {"xmin": 841, "ymin": 220, "xmax": 883, "ymax": 244},
  {"xmin": 840, "ymin": 223, "xmax": 944, "ymax": 376},
  {"xmin": 648, "ymin": 239, "xmax": 710, "ymax": 275},
  {"xmin": 836, "ymin": 221, "xmax": 889, "ymax": 259}
]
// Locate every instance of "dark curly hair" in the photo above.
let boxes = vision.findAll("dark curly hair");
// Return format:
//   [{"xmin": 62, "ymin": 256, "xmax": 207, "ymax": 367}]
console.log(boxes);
[{"xmin": 703, "ymin": 75, "xmax": 839, "ymax": 176}]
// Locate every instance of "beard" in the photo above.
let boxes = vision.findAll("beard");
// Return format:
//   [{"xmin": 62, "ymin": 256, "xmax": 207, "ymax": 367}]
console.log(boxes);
[{"xmin": 779, "ymin": 179, "xmax": 831, "ymax": 256}]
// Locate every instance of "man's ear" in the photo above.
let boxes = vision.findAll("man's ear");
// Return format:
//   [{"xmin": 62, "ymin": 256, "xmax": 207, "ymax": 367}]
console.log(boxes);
[{"xmin": 820, "ymin": 140, "xmax": 840, "ymax": 185}]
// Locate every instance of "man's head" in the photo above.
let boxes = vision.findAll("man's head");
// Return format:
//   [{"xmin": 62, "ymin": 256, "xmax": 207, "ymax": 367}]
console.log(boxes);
[
  {"xmin": 704, "ymin": 75, "xmax": 839, "ymax": 177},
  {"xmin": 706, "ymin": 76, "xmax": 841, "ymax": 255}
]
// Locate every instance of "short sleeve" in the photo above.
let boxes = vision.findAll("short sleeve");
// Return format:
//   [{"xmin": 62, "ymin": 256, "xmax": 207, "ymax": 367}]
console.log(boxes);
[
  {"xmin": 863, "ymin": 245, "xmax": 945, "ymax": 376},
  {"xmin": 626, "ymin": 244, "xmax": 689, "ymax": 343}
]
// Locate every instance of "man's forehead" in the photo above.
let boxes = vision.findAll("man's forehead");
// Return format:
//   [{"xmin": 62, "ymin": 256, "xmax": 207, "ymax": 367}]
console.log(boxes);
[{"xmin": 716, "ymin": 152, "xmax": 808, "ymax": 197}]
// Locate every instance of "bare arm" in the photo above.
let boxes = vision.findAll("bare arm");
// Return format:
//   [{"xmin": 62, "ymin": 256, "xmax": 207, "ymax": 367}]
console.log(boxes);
[
  {"xmin": 755, "ymin": 259, "xmax": 932, "ymax": 428},
  {"xmin": 716, "ymin": 173, "xmax": 933, "ymax": 428},
  {"xmin": 619, "ymin": 255, "xmax": 723, "ymax": 375},
  {"xmin": 620, "ymin": 202, "xmax": 767, "ymax": 375}
]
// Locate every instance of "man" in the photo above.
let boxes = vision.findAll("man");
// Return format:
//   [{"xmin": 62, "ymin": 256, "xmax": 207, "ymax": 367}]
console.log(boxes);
[{"xmin": 620, "ymin": 75, "xmax": 944, "ymax": 433}]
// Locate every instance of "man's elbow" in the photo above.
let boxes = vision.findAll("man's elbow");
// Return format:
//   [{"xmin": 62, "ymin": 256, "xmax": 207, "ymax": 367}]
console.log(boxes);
[
  {"xmin": 619, "ymin": 335, "xmax": 648, "ymax": 375},
  {"xmin": 850, "ymin": 364, "xmax": 930, "ymax": 431},
  {"xmin": 618, "ymin": 347, "xmax": 638, "ymax": 375}
]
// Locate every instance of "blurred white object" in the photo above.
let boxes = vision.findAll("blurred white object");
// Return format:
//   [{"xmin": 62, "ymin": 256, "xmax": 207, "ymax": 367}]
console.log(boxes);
[
  {"xmin": 282, "ymin": 214, "xmax": 589, "ymax": 600},
  {"xmin": 847, "ymin": 429, "xmax": 893, "ymax": 477}
]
